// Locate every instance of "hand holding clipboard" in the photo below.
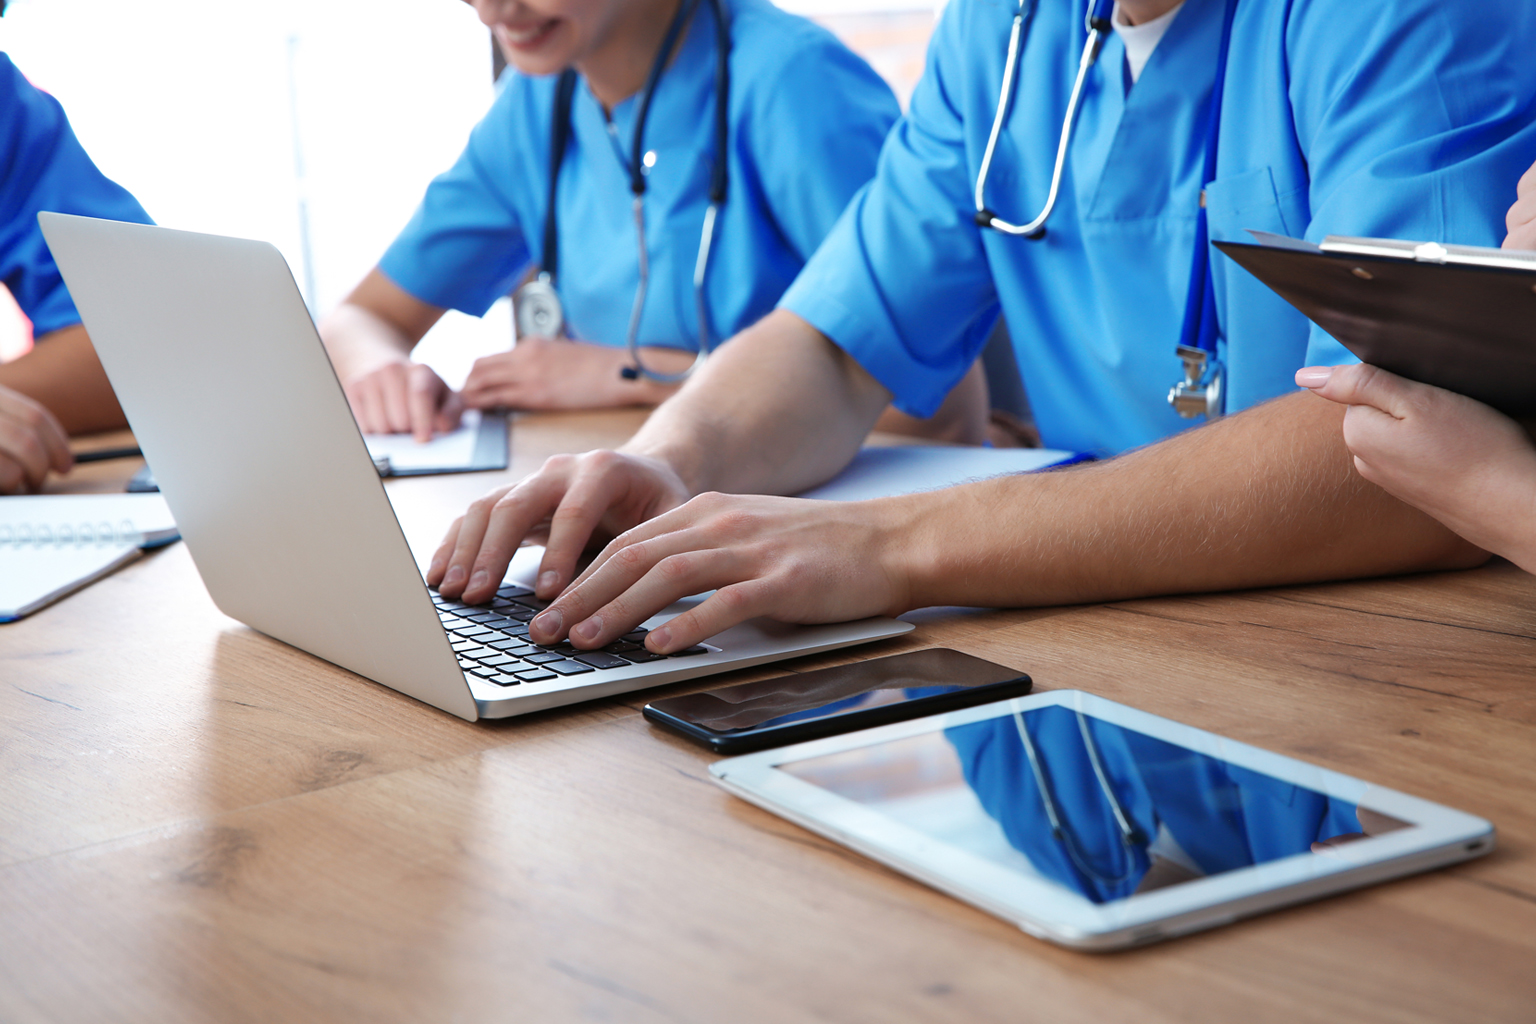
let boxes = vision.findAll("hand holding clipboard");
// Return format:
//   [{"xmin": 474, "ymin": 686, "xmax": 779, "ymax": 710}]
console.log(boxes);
[{"xmin": 1222, "ymin": 218, "xmax": 1536, "ymax": 576}]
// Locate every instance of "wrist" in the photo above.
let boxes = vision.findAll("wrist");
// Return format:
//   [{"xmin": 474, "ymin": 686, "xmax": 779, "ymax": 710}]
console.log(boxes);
[
  {"xmin": 319, "ymin": 305, "xmax": 414, "ymax": 381},
  {"xmin": 564, "ymin": 343, "xmax": 681, "ymax": 408},
  {"xmin": 622, "ymin": 435, "xmax": 708, "ymax": 497},
  {"xmin": 613, "ymin": 346, "xmax": 690, "ymax": 404},
  {"xmin": 1484, "ymin": 458, "xmax": 1536, "ymax": 574},
  {"xmin": 327, "ymin": 338, "xmax": 408, "ymax": 382},
  {"xmin": 871, "ymin": 491, "xmax": 945, "ymax": 614}
]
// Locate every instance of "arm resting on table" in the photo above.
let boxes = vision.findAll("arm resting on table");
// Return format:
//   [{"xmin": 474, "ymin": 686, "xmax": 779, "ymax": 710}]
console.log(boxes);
[
  {"xmin": 0, "ymin": 323, "xmax": 124, "ymax": 435},
  {"xmin": 899, "ymin": 390, "xmax": 1487, "ymax": 610}
]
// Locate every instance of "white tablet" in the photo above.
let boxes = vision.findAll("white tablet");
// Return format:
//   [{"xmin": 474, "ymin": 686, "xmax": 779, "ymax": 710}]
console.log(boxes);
[{"xmin": 709, "ymin": 690, "xmax": 1494, "ymax": 950}]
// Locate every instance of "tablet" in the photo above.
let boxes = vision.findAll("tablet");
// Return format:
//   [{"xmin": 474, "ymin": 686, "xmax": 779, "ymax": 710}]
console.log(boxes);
[{"xmin": 709, "ymin": 690, "xmax": 1494, "ymax": 950}]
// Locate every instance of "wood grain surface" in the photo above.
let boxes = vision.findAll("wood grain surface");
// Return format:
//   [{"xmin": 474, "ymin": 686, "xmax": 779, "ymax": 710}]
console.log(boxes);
[{"xmin": 3, "ymin": 414, "xmax": 1534, "ymax": 1024}]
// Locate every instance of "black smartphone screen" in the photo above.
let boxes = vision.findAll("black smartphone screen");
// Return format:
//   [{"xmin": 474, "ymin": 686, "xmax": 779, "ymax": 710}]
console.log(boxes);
[{"xmin": 643, "ymin": 648, "xmax": 1032, "ymax": 754}]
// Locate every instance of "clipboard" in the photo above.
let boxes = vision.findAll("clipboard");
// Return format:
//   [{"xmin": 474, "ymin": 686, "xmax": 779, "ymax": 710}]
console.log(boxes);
[
  {"xmin": 1216, "ymin": 232, "xmax": 1536, "ymax": 414},
  {"xmin": 363, "ymin": 409, "xmax": 509, "ymax": 477},
  {"xmin": 126, "ymin": 410, "xmax": 511, "ymax": 493}
]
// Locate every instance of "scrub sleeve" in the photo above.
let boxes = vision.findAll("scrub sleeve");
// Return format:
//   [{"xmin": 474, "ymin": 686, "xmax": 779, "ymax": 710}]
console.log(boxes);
[{"xmin": 0, "ymin": 53, "xmax": 152, "ymax": 338}]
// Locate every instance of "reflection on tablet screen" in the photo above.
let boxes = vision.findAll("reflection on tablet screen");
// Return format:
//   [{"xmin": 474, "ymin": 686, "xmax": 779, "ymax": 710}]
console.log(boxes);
[{"xmin": 780, "ymin": 704, "xmax": 1411, "ymax": 904}]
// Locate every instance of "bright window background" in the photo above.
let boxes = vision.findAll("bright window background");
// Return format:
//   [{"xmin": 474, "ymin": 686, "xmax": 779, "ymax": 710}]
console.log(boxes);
[{"xmin": 0, "ymin": 0, "xmax": 938, "ymax": 387}]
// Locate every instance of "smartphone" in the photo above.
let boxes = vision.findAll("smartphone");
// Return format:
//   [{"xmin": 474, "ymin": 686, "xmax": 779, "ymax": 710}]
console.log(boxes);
[{"xmin": 643, "ymin": 648, "xmax": 1033, "ymax": 754}]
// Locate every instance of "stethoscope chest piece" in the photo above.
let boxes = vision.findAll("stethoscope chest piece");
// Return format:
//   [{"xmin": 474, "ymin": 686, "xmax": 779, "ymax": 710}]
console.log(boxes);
[
  {"xmin": 514, "ymin": 272, "xmax": 565, "ymax": 340},
  {"xmin": 1168, "ymin": 344, "xmax": 1224, "ymax": 419}
]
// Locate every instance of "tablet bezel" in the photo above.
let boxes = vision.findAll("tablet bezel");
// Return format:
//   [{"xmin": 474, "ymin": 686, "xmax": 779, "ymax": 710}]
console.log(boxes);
[{"xmin": 708, "ymin": 690, "xmax": 1494, "ymax": 950}]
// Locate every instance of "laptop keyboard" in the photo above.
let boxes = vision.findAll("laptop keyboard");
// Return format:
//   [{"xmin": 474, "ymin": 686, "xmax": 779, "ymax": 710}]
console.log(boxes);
[{"xmin": 433, "ymin": 584, "xmax": 708, "ymax": 688}]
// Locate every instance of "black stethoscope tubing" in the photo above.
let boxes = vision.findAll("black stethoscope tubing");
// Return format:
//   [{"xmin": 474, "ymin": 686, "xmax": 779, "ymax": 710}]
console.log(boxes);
[{"xmin": 533, "ymin": 0, "xmax": 730, "ymax": 383}]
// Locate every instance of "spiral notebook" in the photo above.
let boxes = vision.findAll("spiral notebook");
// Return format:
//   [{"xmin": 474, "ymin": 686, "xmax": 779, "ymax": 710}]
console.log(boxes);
[{"xmin": 0, "ymin": 493, "xmax": 180, "ymax": 622}]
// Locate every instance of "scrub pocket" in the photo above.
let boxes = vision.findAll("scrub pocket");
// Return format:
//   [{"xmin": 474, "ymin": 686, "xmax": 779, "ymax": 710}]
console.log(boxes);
[
  {"xmin": 1203, "ymin": 165, "xmax": 1295, "ymax": 240},
  {"xmin": 1200, "ymin": 165, "xmax": 1314, "ymax": 412}
]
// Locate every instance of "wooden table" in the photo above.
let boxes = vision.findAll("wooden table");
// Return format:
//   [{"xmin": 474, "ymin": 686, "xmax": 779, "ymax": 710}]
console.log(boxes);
[{"xmin": 3, "ymin": 411, "xmax": 1534, "ymax": 1024}]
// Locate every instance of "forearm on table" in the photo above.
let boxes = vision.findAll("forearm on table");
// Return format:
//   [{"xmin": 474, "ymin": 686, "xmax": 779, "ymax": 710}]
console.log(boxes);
[
  {"xmin": 622, "ymin": 309, "xmax": 891, "ymax": 497},
  {"xmin": 0, "ymin": 324, "xmax": 125, "ymax": 434},
  {"xmin": 320, "ymin": 269, "xmax": 444, "ymax": 378},
  {"xmin": 1495, "ymin": 485, "xmax": 1536, "ymax": 574},
  {"xmin": 892, "ymin": 391, "xmax": 1488, "ymax": 610}
]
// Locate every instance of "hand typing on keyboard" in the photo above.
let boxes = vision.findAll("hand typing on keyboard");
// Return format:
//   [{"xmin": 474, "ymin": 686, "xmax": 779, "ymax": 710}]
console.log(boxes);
[{"xmin": 434, "ymin": 584, "xmax": 706, "ymax": 688}]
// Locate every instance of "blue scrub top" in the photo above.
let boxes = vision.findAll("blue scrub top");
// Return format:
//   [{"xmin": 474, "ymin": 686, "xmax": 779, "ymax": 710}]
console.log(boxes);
[
  {"xmin": 380, "ymin": 0, "xmax": 899, "ymax": 351},
  {"xmin": 1, "ymin": 53, "xmax": 152, "ymax": 338},
  {"xmin": 781, "ymin": 0, "xmax": 1536, "ymax": 456}
]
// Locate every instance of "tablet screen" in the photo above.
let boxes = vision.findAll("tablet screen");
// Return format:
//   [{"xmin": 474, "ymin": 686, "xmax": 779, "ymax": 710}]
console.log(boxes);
[{"xmin": 779, "ymin": 703, "xmax": 1410, "ymax": 904}]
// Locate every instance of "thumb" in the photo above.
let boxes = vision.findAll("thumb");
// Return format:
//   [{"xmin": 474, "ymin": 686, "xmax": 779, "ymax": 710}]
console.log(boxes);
[
  {"xmin": 434, "ymin": 388, "xmax": 466, "ymax": 435},
  {"xmin": 1295, "ymin": 363, "xmax": 1417, "ymax": 419}
]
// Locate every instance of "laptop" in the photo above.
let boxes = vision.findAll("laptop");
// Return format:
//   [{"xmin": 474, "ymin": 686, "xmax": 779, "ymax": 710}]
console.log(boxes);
[{"xmin": 39, "ymin": 213, "xmax": 912, "ymax": 722}]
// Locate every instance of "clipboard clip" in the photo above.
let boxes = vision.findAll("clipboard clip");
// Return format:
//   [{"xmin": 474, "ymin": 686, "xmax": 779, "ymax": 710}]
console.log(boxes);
[
  {"xmin": 1412, "ymin": 242, "xmax": 1449, "ymax": 264},
  {"xmin": 372, "ymin": 454, "xmax": 393, "ymax": 478}
]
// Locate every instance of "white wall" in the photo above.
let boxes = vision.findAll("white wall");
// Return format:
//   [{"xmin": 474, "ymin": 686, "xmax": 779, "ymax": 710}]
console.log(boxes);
[{"xmin": 1, "ymin": 0, "xmax": 511, "ymax": 384}]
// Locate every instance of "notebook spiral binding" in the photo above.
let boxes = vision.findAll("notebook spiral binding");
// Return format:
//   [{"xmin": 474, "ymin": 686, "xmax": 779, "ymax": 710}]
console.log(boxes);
[{"xmin": 0, "ymin": 519, "xmax": 146, "ymax": 548}]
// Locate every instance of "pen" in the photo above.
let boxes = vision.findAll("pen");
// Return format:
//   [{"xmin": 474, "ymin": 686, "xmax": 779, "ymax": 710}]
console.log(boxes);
[{"xmin": 72, "ymin": 446, "xmax": 144, "ymax": 464}]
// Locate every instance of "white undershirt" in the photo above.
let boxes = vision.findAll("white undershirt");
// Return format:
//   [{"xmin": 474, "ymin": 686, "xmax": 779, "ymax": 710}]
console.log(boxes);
[{"xmin": 1113, "ymin": 1, "xmax": 1186, "ymax": 84}]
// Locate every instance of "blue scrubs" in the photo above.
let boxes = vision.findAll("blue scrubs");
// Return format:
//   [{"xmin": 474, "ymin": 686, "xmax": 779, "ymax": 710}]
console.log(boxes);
[
  {"xmin": 781, "ymin": 0, "xmax": 1536, "ymax": 456},
  {"xmin": 1, "ymin": 53, "xmax": 152, "ymax": 338},
  {"xmin": 380, "ymin": 0, "xmax": 899, "ymax": 351}
]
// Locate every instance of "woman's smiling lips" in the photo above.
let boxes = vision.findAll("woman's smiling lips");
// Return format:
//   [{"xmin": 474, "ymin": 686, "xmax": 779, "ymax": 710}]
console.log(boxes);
[{"xmin": 498, "ymin": 18, "xmax": 560, "ymax": 52}]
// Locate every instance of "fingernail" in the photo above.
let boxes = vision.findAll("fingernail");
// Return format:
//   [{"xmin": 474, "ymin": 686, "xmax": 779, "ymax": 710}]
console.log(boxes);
[
  {"xmin": 443, "ymin": 564, "xmax": 465, "ymax": 588},
  {"xmin": 572, "ymin": 617, "xmax": 601, "ymax": 643},
  {"xmin": 468, "ymin": 571, "xmax": 489, "ymax": 593},
  {"xmin": 538, "ymin": 570, "xmax": 560, "ymax": 594},
  {"xmin": 647, "ymin": 626, "xmax": 672, "ymax": 651},
  {"xmin": 532, "ymin": 608, "xmax": 562, "ymax": 638},
  {"xmin": 1295, "ymin": 366, "xmax": 1333, "ymax": 388}
]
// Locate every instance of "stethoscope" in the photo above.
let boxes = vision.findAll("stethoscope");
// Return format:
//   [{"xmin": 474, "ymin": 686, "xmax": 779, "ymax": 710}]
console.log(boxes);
[
  {"xmin": 514, "ymin": 0, "xmax": 730, "ymax": 385},
  {"xmin": 973, "ymin": 0, "xmax": 1238, "ymax": 420},
  {"xmin": 1012, "ymin": 706, "xmax": 1147, "ymax": 887}
]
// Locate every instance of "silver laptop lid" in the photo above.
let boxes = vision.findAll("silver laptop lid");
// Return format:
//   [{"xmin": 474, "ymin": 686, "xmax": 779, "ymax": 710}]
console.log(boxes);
[{"xmin": 40, "ymin": 213, "xmax": 478, "ymax": 720}]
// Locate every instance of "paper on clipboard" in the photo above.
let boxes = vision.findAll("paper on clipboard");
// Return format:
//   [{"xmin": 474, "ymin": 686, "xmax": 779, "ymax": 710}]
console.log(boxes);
[
  {"xmin": 796, "ymin": 445, "xmax": 1080, "ymax": 502},
  {"xmin": 363, "ymin": 410, "xmax": 509, "ymax": 476}
]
